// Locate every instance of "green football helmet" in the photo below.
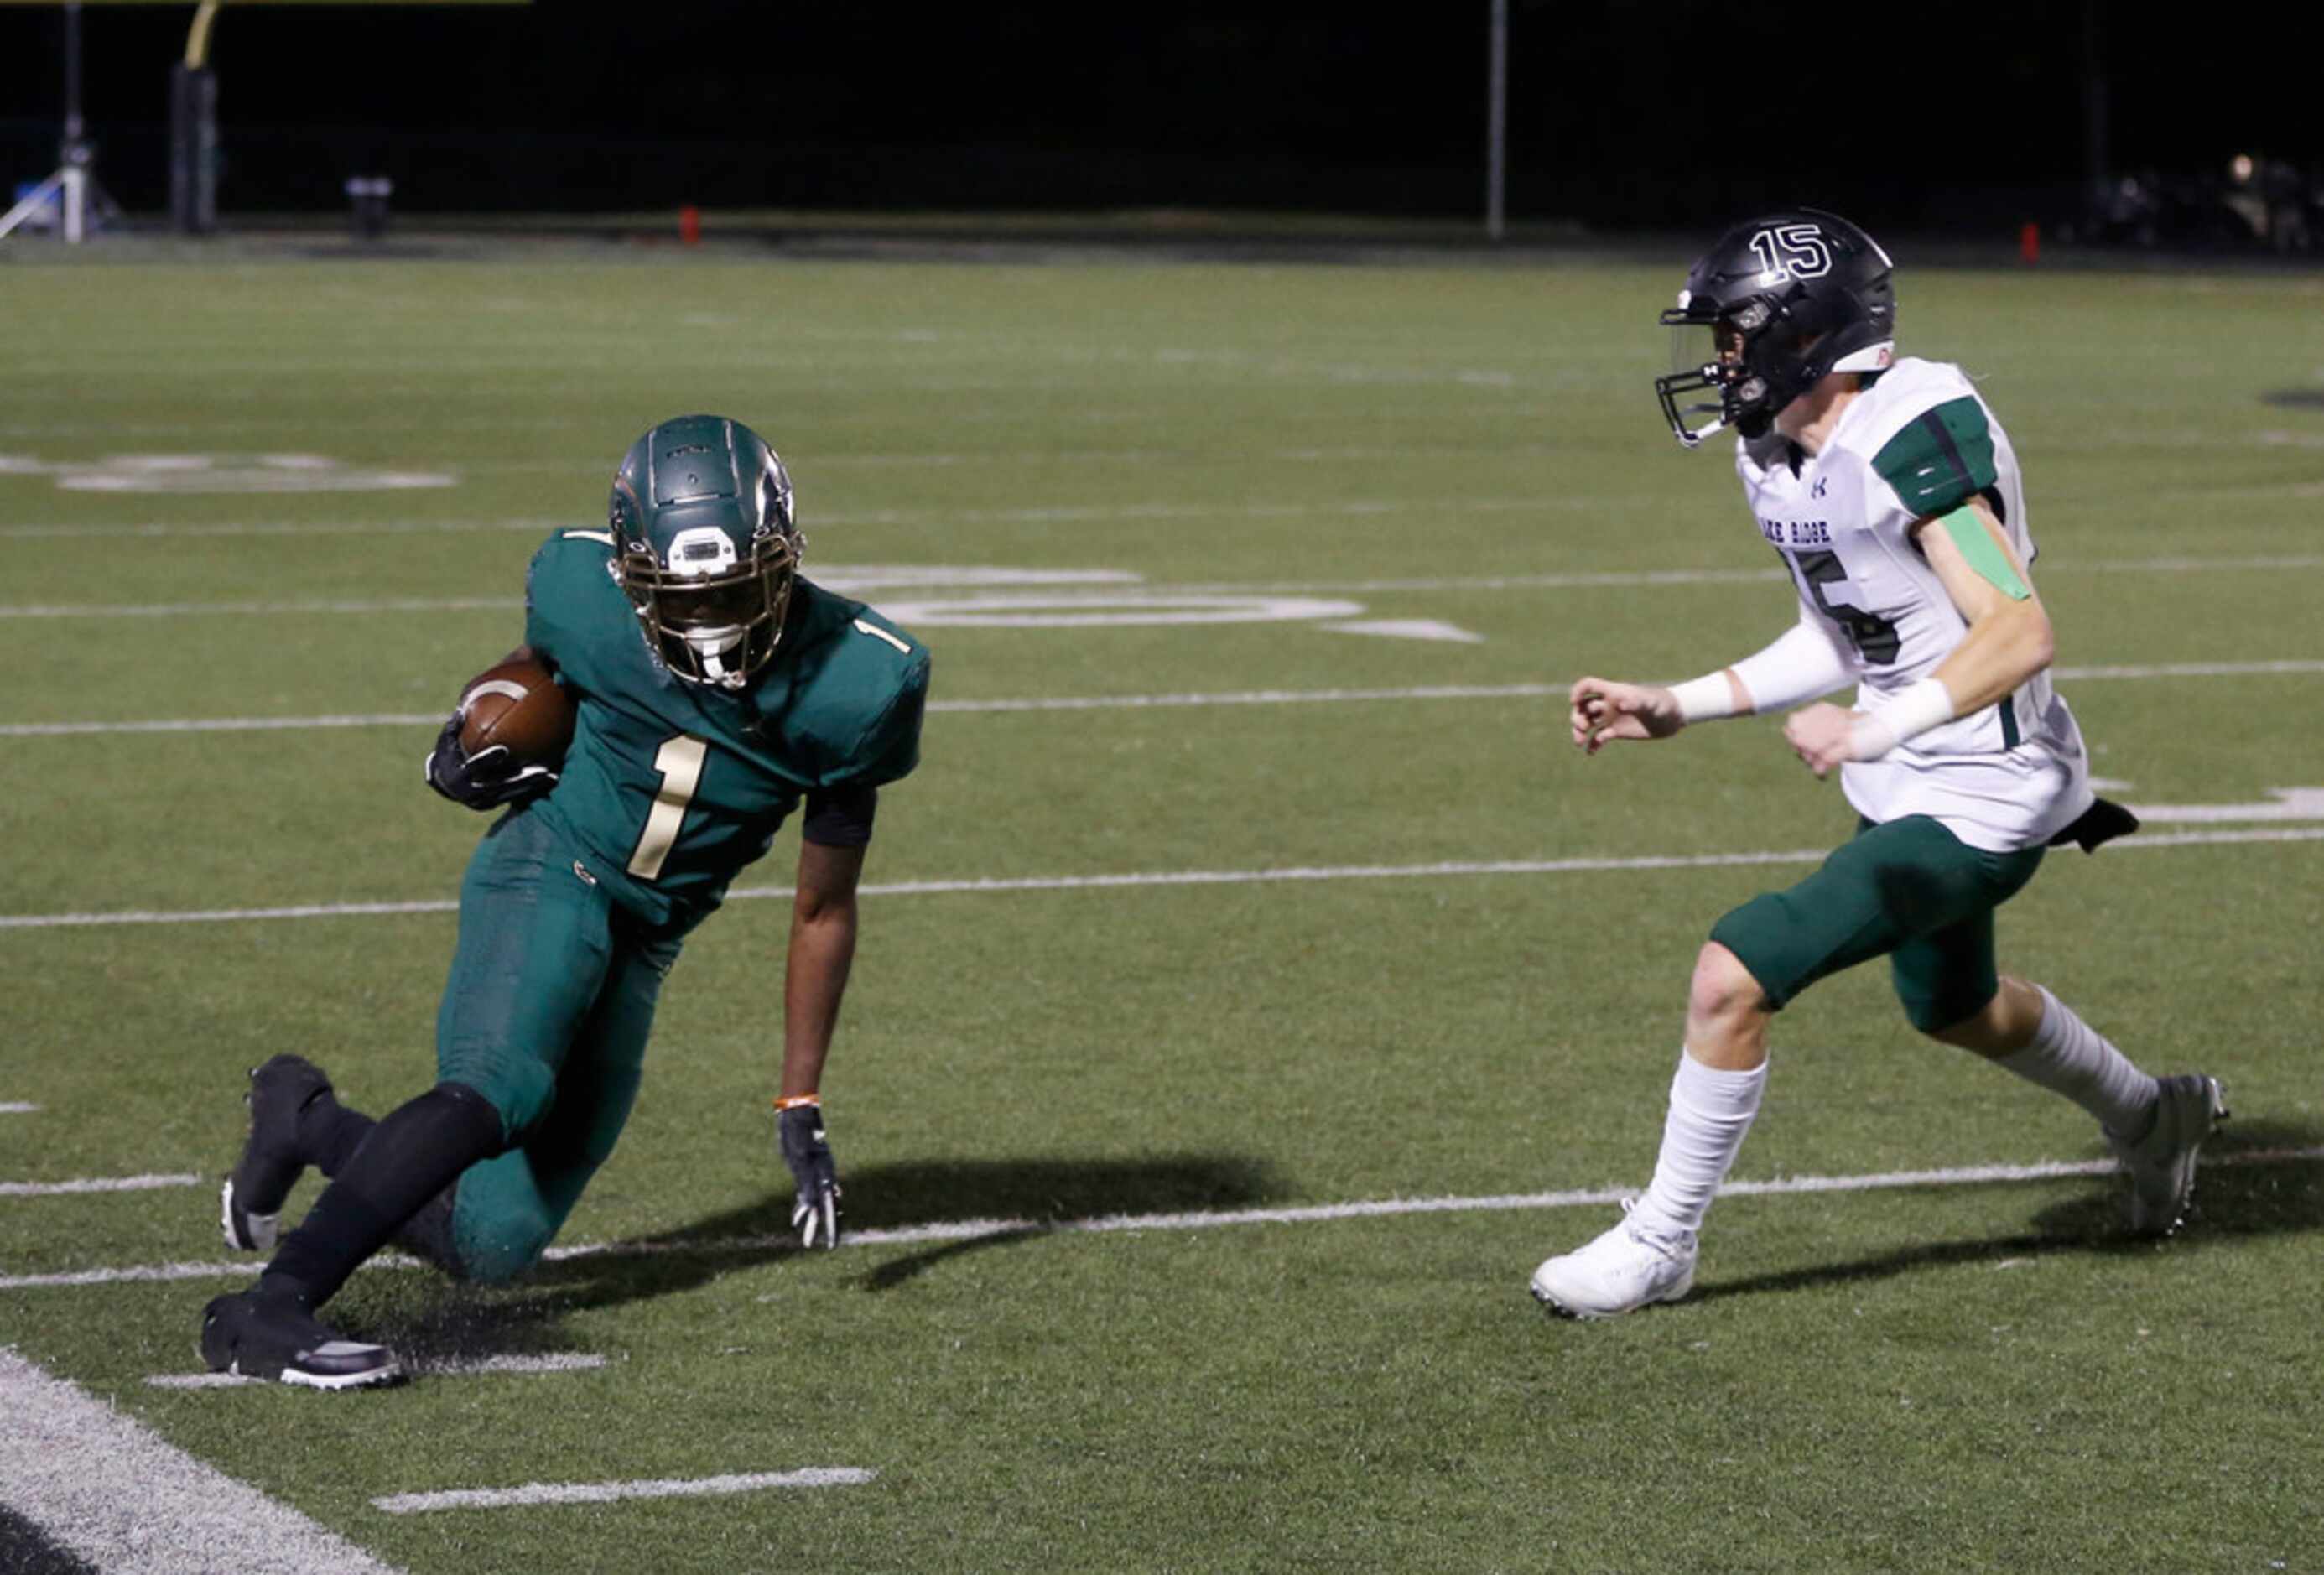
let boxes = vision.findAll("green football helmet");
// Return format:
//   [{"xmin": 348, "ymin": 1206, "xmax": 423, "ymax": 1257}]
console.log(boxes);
[{"xmin": 607, "ymin": 414, "xmax": 804, "ymax": 689}]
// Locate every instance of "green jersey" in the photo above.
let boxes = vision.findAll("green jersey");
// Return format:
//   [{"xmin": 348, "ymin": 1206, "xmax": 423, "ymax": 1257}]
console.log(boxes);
[{"xmin": 522, "ymin": 528, "xmax": 929, "ymax": 933}]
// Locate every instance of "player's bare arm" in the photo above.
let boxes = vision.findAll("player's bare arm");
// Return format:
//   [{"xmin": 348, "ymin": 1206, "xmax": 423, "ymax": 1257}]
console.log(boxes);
[
  {"xmin": 782, "ymin": 837, "xmax": 864, "ymax": 1099},
  {"xmin": 777, "ymin": 835, "xmax": 865, "ymax": 1248},
  {"xmin": 1786, "ymin": 496, "xmax": 2051, "ymax": 777},
  {"xmin": 1589, "ymin": 604, "xmax": 1860, "ymax": 758},
  {"xmin": 1913, "ymin": 495, "xmax": 2055, "ymax": 708}
]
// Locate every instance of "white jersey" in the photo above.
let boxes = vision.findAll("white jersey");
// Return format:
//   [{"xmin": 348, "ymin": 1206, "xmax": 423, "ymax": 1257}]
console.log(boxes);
[{"xmin": 1732, "ymin": 356, "xmax": 2091, "ymax": 852}]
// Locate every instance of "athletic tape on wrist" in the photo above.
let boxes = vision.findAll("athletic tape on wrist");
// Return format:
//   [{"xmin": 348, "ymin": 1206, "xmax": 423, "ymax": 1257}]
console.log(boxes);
[
  {"xmin": 1667, "ymin": 673, "xmax": 1735, "ymax": 724},
  {"xmin": 1848, "ymin": 677, "xmax": 1954, "ymax": 761}
]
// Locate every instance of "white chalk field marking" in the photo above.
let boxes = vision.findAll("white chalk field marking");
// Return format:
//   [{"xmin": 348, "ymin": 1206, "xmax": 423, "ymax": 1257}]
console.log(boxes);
[
  {"xmin": 5, "ymin": 1148, "xmax": 2316, "ymax": 1296},
  {"xmin": 148, "ymin": 1353, "xmax": 608, "ymax": 1389},
  {"xmin": 371, "ymin": 1468, "xmax": 876, "ymax": 1515},
  {"xmin": 871, "ymin": 592, "xmax": 1366, "ymax": 627},
  {"xmin": 3, "ymin": 552, "xmax": 2319, "ymax": 619},
  {"xmin": 2, "ymin": 827, "xmax": 2319, "ymax": 933},
  {"xmin": 2129, "ymin": 788, "xmax": 2324, "ymax": 824},
  {"xmin": 4, "ymin": 660, "xmax": 2318, "ymax": 738},
  {"xmin": 0, "ymin": 1101, "xmax": 37, "ymax": 1114},
  {"xmin": 1322, "ymin": 618, "xmax": 1487, "ymax": 643},
  {"xmin": 0, "ymin": 711, "xmax": 436, "ymax": 736},
  {"xmin": 0, "ymin": 595, "xmax": 519, "ymax": 620},
  {"xmin": 0, "ymin": 1172, "xmax": 200, "ymax": 1197},
  {"xmin": 0, "ymin": 516, "xmax": 572, "ymax": 541},
  {"xmin": 0, "ymin": 1347, "xmax": 400, "ymax": 1574},
  {"xmin": 2, "ymin": 451, "xmax": 455, "ymax": 493}
]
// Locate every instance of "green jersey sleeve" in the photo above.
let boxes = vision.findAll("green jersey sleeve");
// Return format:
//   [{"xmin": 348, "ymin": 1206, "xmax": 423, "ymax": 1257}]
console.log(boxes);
[
  {"xmin": 837, "ymin": 646, "xmax": 928, "ymax": 788},
  {"xmin": 759, "ymin": 586, "xmax": 930, "ymax": 791},
  {"xmin": 1870, "ymin": 395, "xmax": 1999, "ymax": 519},
  {"xmin": 523, "ymin": 528, "xmax": 627, "ymax": 691}
]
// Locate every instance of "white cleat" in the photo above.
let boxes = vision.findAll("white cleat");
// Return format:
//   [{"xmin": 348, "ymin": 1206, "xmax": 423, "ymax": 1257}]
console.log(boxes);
[
  {"xmin": 1530, "ymin": 1205, "xmax": 1698, "ymax": 1319},
  {"xmin": 2112, "ymin": 1074, "xmax": 2228, "ymax": 1237}
]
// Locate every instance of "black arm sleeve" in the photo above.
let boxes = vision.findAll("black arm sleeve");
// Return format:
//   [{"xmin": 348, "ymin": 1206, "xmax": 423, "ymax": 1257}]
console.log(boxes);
[{"xmin": 802, "ymin": 783, "xmax": 879, "ymax": 848}]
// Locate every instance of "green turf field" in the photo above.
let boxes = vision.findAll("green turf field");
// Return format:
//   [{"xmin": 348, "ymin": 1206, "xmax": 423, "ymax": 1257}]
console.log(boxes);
[{"xmin": 2, "ymin": 246, "xmax": 2320, "ymax": 1572}]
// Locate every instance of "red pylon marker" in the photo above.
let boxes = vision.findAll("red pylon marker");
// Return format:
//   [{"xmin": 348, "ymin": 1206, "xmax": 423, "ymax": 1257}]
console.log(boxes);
[
  {"xmin": 2020, "ymin": 221, "xmax": 2040, "ymax": 264},
  {"xmin": 680, "ymin": 205, "xmax": 702, "ymax": 247}
]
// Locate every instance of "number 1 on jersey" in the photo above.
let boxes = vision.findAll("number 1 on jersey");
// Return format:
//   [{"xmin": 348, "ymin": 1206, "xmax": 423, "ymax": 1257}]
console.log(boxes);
[{"xmin": 627, "ymin": 735, "xmax": 709, "ymax": 881}]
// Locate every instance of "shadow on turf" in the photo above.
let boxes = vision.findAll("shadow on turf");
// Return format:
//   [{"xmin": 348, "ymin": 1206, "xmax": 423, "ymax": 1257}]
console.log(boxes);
[
  {"xmin": 1687, "ymin": 1118, "xmax": 2324, "ymax": 1307},
  {"xmin": 364, "ymin": 1151, "xmax": 1285, "ymax": 1352}
]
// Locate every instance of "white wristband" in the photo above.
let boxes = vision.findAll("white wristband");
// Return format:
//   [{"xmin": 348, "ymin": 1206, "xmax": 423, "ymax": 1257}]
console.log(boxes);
[
  {"xmin": 1667, "ymin": 673, "xmax": 1736, "ymax": 724},
  {"xmin": 1847, "ymin": 677, "xmax": 1954, "ymax": 761}
]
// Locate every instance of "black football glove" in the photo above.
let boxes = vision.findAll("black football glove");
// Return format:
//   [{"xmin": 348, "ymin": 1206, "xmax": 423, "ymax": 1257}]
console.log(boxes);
[
  {"xmin": 423, "ymin": 713, "xmax": 558, "ymax": 811},
  {"xmin": 777, "ymin": 1103, "xmax": 842, "ymax": 1250}
]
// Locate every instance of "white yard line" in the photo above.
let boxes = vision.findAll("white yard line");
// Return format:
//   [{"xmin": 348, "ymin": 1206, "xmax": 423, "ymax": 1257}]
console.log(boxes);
[
  {"xmin": 0, "ymin": 1347, "xmax": 401, "ymax": 1574},
  {"xmin": 1, "ymin": 827, "xmax": 2317, "ymax": 934},
  {"xmin": 4, "ymin": 661, "xmax": 2319, "ymax": 739},
  {"xmin": 6, "ymin": 1146, "xmax": 2317, "ymax": 1296},
  {"xmin": 1201, "ymin": 554, "xmax": 2324, "ymax": 596},
  {"xmin": 371, "ymin": 1468, "xmax": 875, "ymax": 1515},
  {"xmin": 0, "ymin": 1172, "xmax": 200, "ymax": 1198},
  {"xmin": 0, "ymin": 713, "xmax": 443, "ymax": 737},
  {"xmin": 0, "ymin": 1102, "xmax": 37, "ymax": 1115},
  {"xmin": 0, "ymin": 496, "xmax": 1609, "ymax": 542},
  {"xmin": 2, "ymin": 553, "xmax": 2318, "ymax": 621},
  {"xmin": 148, "ymin": 1353, "xmax": 607, "ymax": 1389}
]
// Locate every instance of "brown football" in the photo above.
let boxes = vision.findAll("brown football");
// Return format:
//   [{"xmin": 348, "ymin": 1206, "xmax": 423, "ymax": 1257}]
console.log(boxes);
[{"xmin": 458, "ymin": 655, "xmax": 575, "ymax": 766}]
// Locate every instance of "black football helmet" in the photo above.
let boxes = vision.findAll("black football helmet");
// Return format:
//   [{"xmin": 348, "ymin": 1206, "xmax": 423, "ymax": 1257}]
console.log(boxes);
[
  {"xmin": 1654, "ymin": 209, "xmax": 1895, "ymax": 447},
  {"xmin": 608, "ymin": 414, "xmax": 803, "ymax": 689}
]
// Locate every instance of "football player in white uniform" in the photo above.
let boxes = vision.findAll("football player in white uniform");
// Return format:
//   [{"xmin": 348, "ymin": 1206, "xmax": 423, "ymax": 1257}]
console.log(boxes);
[{"xmin": 1531, "ymin": 210, "xmax": 2225, "ymax": 1319}]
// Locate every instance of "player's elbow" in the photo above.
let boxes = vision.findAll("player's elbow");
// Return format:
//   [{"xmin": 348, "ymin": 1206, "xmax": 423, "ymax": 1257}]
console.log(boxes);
[
  {"xmin": 2015, "ymin": 601, "xmax": 2056, "ymax": 676},
  {"xmin": 1979, "ymin": 596, "xmax": 2053, "ymax": 684},
  {"xmin": 793, "ymin": 885, "xmax": 858, "ymax": 928}
]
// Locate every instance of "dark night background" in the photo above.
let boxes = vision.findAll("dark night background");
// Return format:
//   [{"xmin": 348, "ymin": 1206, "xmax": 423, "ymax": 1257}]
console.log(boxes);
[{"xmin": 2, "ymin": 1, "xmax": 2318, "ymax": 237}]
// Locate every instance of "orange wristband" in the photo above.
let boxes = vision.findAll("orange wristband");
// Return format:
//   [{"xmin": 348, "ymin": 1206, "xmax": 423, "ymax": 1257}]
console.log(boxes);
[{"xmin": 773, "ymin": 1094, "xmax": 820, "ymax": 1112}]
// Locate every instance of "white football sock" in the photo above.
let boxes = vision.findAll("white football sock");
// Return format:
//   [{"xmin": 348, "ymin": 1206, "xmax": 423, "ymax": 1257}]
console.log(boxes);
[
  {"xmin": 1628, "ymin": 1049, "xmax": 1766, "ymax": 1241},
  {"xmin": 1994, "ymin": 986, "xmax": 2159, "ymax": 1139}
]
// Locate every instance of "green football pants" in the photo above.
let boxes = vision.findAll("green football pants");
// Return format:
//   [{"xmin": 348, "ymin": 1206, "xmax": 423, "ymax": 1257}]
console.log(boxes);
[
  {"xmin": 1708, "ymin": 814, "xmax": 2046, "ymax": 1033},
  {"xmin": 434, "ymin": 808, "xmax": 681, "ymax": 1281}
]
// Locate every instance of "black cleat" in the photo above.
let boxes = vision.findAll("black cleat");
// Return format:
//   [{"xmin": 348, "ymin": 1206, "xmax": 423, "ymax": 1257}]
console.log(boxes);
[
  {"xmin": 200, "ymin": 1289, "xmax": 402, "ymax": 1390},
  {"xmin": 220, "ymin": 1054, "xmax": 334, "ymax": 1253}
]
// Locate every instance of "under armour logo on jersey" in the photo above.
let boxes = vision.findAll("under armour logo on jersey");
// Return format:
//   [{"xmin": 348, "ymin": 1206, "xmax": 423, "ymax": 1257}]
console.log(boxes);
[{"xmin": 1812, "ymin": 477, "xmax": 1828, "ymax": 498}]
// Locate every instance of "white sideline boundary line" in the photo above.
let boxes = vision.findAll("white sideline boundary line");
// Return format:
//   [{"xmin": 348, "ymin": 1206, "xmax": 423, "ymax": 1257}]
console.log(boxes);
[
  {"xmin": 0, "ymin": 1346, "xmax": 400, "ymax": 1574},
  {"xmin": 9, "ymin": 661, "xmax": 2321, "ymax": 738},
  {"xmin": 148, "ymin": 1353, "xmax": 608, "ymax": 1389},
  {"xmin": 6, "ymin": 1146, "xmax": 2317, "ymax": 1294},
  {"xmin": 371, "ymin": 1468, "xmax": 876, "ymax": 1515},
  {"xmin": 0, "ymin": 1172, "xmax": 200, "ymax": 1197},
  {"xmin": 2, "ymin": 827, "xmax": 2319, "ymax": 933}
]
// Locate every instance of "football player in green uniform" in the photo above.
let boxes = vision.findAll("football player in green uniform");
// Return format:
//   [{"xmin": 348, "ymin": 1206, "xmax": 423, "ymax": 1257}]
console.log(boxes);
[
  {"xmin": 1530, "ymin": 212, "xmax": 2223, "ymax": 1319},
  {"xmin": 200, "ymin": 414, "xmax": 930, "ymax": 1386}
]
